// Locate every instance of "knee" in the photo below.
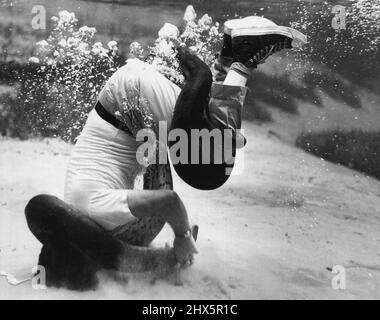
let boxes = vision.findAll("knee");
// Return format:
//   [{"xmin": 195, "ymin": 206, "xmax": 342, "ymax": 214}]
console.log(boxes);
[
  {"xmin": 177, "ymin": 48, "xmax": 212, "ymax": 83},
  {"xmin": 25, "ymin": 194, "xmax": 57, "ymax": 223}
]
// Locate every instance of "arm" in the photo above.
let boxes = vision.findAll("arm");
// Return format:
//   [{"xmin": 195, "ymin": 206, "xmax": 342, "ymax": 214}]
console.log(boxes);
[
  {"xmin": 127, "ymin": 189, "xmax": 198, "ymax": 264},
  {"xmin": 127, "ymin": 190, "xmax": 190, "ymax": 236}
]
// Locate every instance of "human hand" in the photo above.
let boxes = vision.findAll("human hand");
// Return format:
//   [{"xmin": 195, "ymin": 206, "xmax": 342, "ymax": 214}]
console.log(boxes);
[{"xmin": 173, "ymin": 234, "xmax": 198, "ymax": 267}]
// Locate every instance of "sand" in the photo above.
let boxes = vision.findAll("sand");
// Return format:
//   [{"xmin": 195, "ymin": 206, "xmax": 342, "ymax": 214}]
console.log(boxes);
[{"xmin": 1, "ymin": 122, "xmax": 380, "ymax": 300}]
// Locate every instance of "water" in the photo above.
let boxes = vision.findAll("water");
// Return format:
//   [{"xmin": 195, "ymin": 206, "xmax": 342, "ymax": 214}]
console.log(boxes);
[{"xmin": 2, "ymin": 0, "xmax": 325, "ymax": 52}]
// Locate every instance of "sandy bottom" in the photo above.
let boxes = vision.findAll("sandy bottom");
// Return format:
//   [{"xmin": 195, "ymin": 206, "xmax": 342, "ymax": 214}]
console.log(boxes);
[{"xmin": 1, "ymin": 124, "xmax": 380, "ymax": 299}]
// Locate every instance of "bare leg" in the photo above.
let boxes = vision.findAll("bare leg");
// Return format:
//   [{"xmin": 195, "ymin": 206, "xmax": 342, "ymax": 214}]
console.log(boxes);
[{"xmin": 223, "ymin": 68, "xmax": 249, "ymax": 87}]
